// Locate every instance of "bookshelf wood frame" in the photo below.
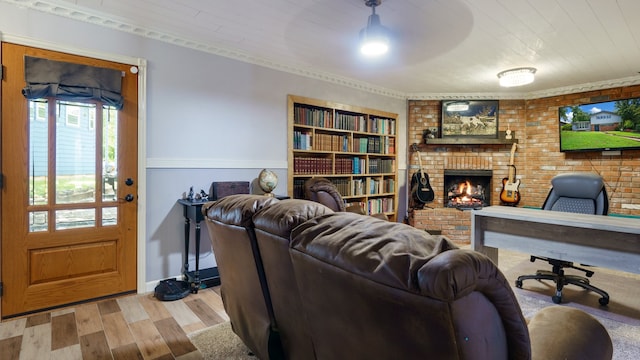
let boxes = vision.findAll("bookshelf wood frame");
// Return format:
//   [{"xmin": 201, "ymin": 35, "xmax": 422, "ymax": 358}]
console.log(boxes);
[{"xmin": 287, "ymin": 95, "xmax": 399, "ymax": 221}]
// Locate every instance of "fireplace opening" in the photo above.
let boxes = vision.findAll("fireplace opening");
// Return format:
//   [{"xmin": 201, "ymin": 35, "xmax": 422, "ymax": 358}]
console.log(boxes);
[{"xmin": 444, "ymin": 170, "xmax": 492, "ymax": 209}]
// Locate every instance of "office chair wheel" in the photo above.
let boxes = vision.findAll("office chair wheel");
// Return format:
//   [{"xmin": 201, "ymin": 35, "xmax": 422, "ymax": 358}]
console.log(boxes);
[
  {"xmin": 515, "ymin": 279, "xmax": 523, "ymax": 288},
  {"xmin": 552, "ymin": 295, "xmax": 562, "ymax": 304},
  {"xmin": 599, "ymin": 297, "xmax": 609, "ymax": 306}
]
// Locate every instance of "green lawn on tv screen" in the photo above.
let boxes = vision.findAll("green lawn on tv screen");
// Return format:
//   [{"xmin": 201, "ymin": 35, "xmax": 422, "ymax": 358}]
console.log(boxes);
[{"xmin": 560, "ymin": 130, "xmax": 640, "ymax": 151}]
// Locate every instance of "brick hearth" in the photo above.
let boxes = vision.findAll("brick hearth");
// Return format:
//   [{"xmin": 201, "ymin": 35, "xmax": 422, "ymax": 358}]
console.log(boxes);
[{"xmin": 409, "ymin": 207, "xmax": 473, "ymax": 245}]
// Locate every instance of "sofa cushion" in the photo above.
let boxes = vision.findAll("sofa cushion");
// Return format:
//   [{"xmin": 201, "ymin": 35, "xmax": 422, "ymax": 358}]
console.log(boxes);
[
  {"xmin": 290, "ymin": 212, "xmax": 530, "ymax": 359},
  {"xmin": 203, "ymin": 194, "xmax": 279, "ymax": 227},
  {"xmin": 291, "ymin": 212, "xmax": 457, "ymax": 291},
  {"xmin": 253, "ymin": 198, "xmax": 334, "ymax": 237}
]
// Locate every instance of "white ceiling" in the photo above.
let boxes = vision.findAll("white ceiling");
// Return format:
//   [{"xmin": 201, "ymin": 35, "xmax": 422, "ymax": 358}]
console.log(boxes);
[{"xmin": 8, "ymin": 0, "xmax": 640, "ymax": 99}]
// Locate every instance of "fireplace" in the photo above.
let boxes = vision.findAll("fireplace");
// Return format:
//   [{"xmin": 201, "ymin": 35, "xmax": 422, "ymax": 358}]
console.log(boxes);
[{"xmin": 444, "ymin": 170, "xmax": 492, "ymax": 209}]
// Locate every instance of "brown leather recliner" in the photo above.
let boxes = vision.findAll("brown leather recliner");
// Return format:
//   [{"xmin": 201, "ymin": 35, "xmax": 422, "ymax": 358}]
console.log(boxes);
[
  {"xmin": 202, "ymin": 194, "xmax": 283, "ymax": 360},
  {"xmin": 303, "ymin": 177, "xmax": 345, "ymax": 212},
  {"xmin": 252, "ymin": 199, "xmax": 334, "ymax": 359},
  {"xmin": 304, "ymin": 177, "xmax": 387, "ymax": 220}
]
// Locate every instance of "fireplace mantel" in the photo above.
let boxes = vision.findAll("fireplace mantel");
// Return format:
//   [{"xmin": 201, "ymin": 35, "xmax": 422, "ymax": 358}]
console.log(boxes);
[{"xmin": 418, "ymin": 131, "xmax": 518, "ymax": 147}]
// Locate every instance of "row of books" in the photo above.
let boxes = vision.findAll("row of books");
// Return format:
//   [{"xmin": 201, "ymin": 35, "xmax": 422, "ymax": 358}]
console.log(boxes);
[
  {"xmin": 293, "ymin": 106, "xmax": 333, "ymax": 128},
  {"xmin": 353, "ymin": 136, "xmax": 395, "ymax": 154},
  {"xmin": 369, "ymin": 178, "xmax": 396, "ymax": 194},
  {"xmin": 337, "ymin": 178, "xmax": 395, "ymax": 196},
  {"xmin": 366, "ymin": 198, "xmax": 394, "ymax": 215},
  {"xmin": 331, "ymin": 178, "xmax": 352, "ymax": 197},
  {"xmin": 294, "ymin": 105, "xmax": 395, "ymax": 135},
  {"xmin": 294, "ymin": 131, "xmax": 395, "ymax": 155},
  {"xmin": 334, "ymin": 112, "xmax": 366, "ymax": 132},
  {"xmin": 313, "ymin": 133, "xmax": 349, "ymax": 152},
  {"xmin": 368, "ymin": 159, "xmax": 395, "ymax": 174},
  {"xmin": 293, "ymin": 157, "xmax": 333, "ymax": 175},
  {"xmin": 345, "ymin": 198, "xmax": 394, "ymax": 215},
  {"xmin": 369, "ymin": 117, "xmax": 396, "ymax": 135},
  {"xmin": 292, "ymin": 179, "xmax": 306, "ymax": 199},
  {"xmin": 294, "ymin": 157, "xmax": 394, "ymax": 175},
  {"xmin": 293, "ymin": 130, "xmax": 312, "ymax": 150},
  {"xmin": 335, "ymin": 157, "xmax": 366, "ymax": 175}
]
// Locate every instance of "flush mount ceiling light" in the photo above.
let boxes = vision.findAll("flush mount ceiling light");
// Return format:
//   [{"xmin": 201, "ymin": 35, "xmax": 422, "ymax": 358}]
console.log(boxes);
[
  {"xmin": 446, "ymin": 101, "xmax": 470, "ymax": 112},
  {"xmin": 359, "ymin": 0, "xmax": 390, "ymax": 56},
  {"xmin": 497, "ymin": 67, "xmax": 537, "ymax": 87}
]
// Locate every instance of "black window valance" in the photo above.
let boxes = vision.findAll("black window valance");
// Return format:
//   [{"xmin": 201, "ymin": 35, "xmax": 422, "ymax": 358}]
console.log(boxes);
[{"xmin": 22, "ymin": 56, "xmax": 124, "ymax": 109}]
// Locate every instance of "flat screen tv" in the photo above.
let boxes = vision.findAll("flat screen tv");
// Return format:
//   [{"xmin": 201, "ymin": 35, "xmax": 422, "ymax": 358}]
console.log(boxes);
[{"xmin": 559, "ymin": 98, "xmax": 640, "ymax": 152}]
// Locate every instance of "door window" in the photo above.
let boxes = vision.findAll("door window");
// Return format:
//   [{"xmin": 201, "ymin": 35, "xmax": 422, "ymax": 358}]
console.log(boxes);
[{"xmin": 28, "ymin": 99, "xmax": 119, "ymax": 232}]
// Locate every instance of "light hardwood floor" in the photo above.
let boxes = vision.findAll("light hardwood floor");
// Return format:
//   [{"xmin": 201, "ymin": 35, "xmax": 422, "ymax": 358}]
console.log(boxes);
[{"xmin": 0, "ymin": 286, "xmax": 229, "ymax": 359}]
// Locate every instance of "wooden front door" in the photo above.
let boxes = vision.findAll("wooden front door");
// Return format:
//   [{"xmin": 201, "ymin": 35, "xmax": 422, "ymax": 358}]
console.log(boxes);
[{"xmin": 1, "ymin": 43, "xmax": 138, "ymax": 318}]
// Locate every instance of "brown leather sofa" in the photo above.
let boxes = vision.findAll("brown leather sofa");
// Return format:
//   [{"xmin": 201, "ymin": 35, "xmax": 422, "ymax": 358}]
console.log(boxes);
[{"xmin": 204, "ymin": 194, "xmax": 612, "ymax": 360}]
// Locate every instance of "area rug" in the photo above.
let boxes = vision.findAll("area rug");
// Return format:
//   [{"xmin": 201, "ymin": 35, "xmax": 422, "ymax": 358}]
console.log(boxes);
[{"xmin": 189, "ymin": 321, "xmax": 254, "ymax": 360}]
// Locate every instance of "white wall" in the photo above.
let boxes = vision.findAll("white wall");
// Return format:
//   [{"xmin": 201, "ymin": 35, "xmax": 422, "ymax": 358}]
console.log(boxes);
[{"xmin": 0, "ymin": 2, "xmax": 408, "ymax": 287}]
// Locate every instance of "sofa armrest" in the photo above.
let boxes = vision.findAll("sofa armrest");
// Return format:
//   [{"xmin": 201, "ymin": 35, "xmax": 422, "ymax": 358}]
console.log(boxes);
[
  {"xmin": 419, "ymin": 249, "xmax": 532, "ymax": 360},
  {"xmin": 528, "ymin": 306, "xmax": 612, "ymax": 360},
  {"xmin": 419, "ymin": 249, "xmax": 511, "ymax": 301}
]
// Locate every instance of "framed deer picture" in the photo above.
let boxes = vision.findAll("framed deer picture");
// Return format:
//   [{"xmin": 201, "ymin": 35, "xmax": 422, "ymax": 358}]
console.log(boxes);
[{"xmin": 441, "ymin": 100, "xmax": 499, "ymax": 138}]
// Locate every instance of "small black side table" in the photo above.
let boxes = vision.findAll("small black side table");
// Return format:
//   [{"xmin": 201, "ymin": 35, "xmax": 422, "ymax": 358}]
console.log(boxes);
[{"xmin": 177, "ymin": 199, "xmax": 221, "ymax": 293}]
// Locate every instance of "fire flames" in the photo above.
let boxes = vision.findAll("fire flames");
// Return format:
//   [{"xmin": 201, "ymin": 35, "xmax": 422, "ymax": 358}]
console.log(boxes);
[{"xmin": 447, "ymin": 180, "xmax": 485, "ymax": 209}]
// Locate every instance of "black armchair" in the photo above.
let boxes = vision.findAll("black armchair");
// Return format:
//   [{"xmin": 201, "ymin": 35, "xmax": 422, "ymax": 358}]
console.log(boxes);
[{"xmin": 515, "ymin": 172, "xmax": 610, "ymax": 305}]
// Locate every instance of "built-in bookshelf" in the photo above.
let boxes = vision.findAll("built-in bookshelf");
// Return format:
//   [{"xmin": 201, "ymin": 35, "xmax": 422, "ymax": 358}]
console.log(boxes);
[{"xmin": 287, "ymin": 95, "xmax": 398, "ymax": 221}]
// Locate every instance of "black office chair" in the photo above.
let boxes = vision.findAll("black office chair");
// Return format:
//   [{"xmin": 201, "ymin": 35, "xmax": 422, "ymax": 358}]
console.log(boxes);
[{"xmin": 515, "ymin": 172, "xmax": 610, "ymax": 306}]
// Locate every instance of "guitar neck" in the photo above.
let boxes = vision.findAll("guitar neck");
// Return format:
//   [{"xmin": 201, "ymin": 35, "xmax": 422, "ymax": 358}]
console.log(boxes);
[
  {"xmin": 416, "ymin": 152, "xmax": 424, "ymax": 175},
  {"xmin": 507, "ymin": 143, "xmax": 517, "ymax": 182}
]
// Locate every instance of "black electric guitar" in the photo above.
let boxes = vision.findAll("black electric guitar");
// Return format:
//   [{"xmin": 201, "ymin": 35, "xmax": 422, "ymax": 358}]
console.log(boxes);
[
  {"xmin": 410, "ymin": 143, "xmax": 435, "ymax": 204},
  {"xmin": 500, "ymin": 143, "xmax": 521, "ymax": 205}
]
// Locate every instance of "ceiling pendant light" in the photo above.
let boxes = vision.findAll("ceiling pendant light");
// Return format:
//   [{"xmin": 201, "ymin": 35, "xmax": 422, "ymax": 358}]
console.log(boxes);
[
  {"xmin": 359, "ymin": 0, "xmax": 390, "ymax": 56},
  {"xmin": 497, "ymin": 67, "xmax": 537, "ymax": 87}
]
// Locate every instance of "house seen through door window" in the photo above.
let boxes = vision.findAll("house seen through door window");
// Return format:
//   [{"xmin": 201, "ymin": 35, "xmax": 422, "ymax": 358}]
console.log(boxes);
[{"xmin": 28, "ymin": 99, "xmax": 119, "ymax": 232}]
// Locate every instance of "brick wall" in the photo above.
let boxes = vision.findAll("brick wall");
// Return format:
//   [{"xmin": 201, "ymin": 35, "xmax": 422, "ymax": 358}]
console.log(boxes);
[{"xmin": 408, "ymin": 86, "xmax": 640, "ymax": 244}]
